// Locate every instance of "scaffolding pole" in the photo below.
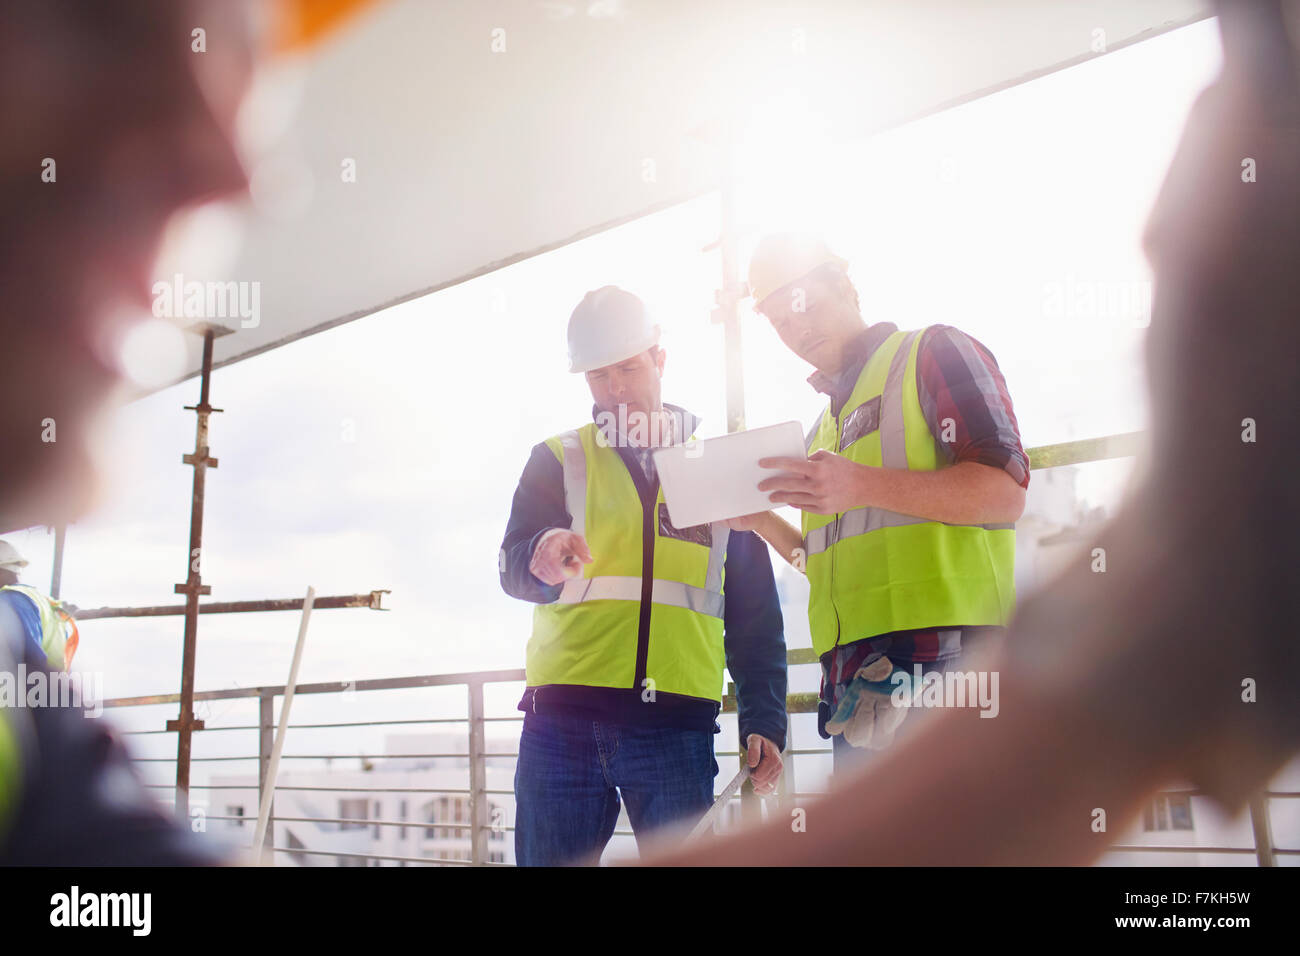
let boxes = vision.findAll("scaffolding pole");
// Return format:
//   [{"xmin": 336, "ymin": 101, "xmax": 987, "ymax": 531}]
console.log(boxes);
[
  {"xmin": 715, "ymin": 141, "xmax": 746, "ymax": 436},
  {"xmin": 49, "ymin": 524, "xmax": 66, "ymax": 599},
  {"xmin": 167, "ymin": 325, "xmax": 230, "ymax": 817}
]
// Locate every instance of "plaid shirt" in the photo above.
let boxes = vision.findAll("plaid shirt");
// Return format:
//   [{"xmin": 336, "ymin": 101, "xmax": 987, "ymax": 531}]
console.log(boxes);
[{"xmin": 810, "ymin": 323, "xmax": 1029, "ymax": 711}]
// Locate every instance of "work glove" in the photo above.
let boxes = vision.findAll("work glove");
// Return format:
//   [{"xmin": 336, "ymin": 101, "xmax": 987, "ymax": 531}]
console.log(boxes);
[{"xmin": 823, "ymin": 656, "xmax": 918, "ymax": 751}]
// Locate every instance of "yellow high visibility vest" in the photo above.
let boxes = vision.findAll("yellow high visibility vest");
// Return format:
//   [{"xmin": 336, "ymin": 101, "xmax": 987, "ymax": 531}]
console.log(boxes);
[
  {"xmin": 0, "ymin": 585, "xmax": 78, "ymax": 671},
  {"xmin": 0, "ymin": 632, "xmax": 24, "ymax": 837},
  {"xmin": 803, "ymin": 328, "xmax": 1016, "ymax": 658},
  {"xmin": 527, "ymin": 423, "xmax": 731, "ymax": 703},
  {"xmin": 0, "ymin": 709, "xmax": 18, "ymax": 837}
]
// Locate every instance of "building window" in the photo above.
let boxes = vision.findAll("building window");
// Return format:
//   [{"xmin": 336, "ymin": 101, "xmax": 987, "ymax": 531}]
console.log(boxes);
[
  {"xmin": 373, "ymin": 800, "xmax": 381, "ymax": 839},
  {"xmin": 339, "ymin": 797, "xmax": 369, "ymax": 831},
  {"xmin": 1143, "ymin": 793, "xmax": 1194, "ymax": 832},
  {"xmin": 422, "ymin": 799, "xmax": 439, "ymax": 839},
  {"xmin": 399, "ymin": 800, "xmax": 408, "ymax": 841},
  {"xmin": 227, "ymin": 805, "xmax": 245, "ymax": 828}
]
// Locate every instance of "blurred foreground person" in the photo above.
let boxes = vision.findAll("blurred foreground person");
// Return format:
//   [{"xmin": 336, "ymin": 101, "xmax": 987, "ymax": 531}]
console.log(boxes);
[
  {"xmin": 649, "ymin": 0, "xmax": 1300, "ymax": 865},
  {"xmin": 0, "ymin": 0, "xmax": 260, "ymax": 866},
  {"xmin": 0, "ymin": 0, "xmax": 384, "ymax": 869}
]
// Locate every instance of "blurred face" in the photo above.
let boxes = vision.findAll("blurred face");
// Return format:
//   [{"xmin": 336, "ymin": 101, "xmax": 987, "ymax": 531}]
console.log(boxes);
[
  {"xmin": 758, "ymin": 268, "xmax": 865, "ymax": 375},
  {"xmin": 584, "ymin": 348, "xmax": 666, "ymax": 423},
  {"xmin": 0, "ymin": 0, "xmax": 256, "ymax": 530}
]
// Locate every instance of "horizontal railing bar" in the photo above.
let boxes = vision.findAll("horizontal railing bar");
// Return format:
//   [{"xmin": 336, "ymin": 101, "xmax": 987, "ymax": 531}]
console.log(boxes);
[
  {"xmin": 285, "ymin": 718, "xmax": 473, "ymax": 730},
  {"xmin": 140, "ymin": 784, "xmax": 477, "ymax": 795},
  {"xmin": 130, "ymin": 753, "xmax": 480, "ymax": 762},
  {"xmin": 271, "ymin": 753, "xmax": 470, "ymax": 760},
  {"xmin": 121, "ymin": 716, "xmax": 527, "ymax": 734},
  {"xmin": 270, "ymin": 816, "xmax": 475, "ymax": 831},
  {"xmin": 269, "ymin": 847, "xmax": 473, "ymax": 866},
  {"xmin": 482, "ymin": 826, "xmax": 633, "ymax": 839},
  {"xmin": 103, "ymin": 669, "xmax": 527, "ymax": 709},
  {"xmin": 1027, "ymin": 431, "xmax": 1144, "ymax": 470},
  {"xmin": 122, "ymin": 725, "xmax": 258, "ymax": 735},
  {"xmin": 132, "ymin": 756, "xmax": 255, "ymax": 762},
  {"xmin": 272, "ymin": 786, "xmax": 473, "ymax": 794},
  {"xmin": 75, "ymin": 591, "xmax": 389, "ymax": 620}
]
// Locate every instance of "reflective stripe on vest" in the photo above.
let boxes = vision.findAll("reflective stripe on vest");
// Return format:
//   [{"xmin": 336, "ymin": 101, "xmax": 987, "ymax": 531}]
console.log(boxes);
[
  {"xmin": 556, "ymin": 428, "xmax": 728, "ymax": 620},
  {"xmin": 557, "ymin": 576, "xmax": 725, "ymax": 619},
  {"xmin": 527, "ymin": 423, "xmax": 730, "ymax": 701},
  {"xmin": 802, "ymin": 327, "xmax": 1016, "ymax": 656},
  {"xmin": 804, "ymin": 508, "xmax": 1015, "ymax": 557}
]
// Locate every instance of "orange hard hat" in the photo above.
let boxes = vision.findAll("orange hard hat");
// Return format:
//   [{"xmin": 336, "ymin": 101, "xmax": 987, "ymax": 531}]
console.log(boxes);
[{"xmin": 273, "ymin": 0, "xmax": 384, "ymax": 52}]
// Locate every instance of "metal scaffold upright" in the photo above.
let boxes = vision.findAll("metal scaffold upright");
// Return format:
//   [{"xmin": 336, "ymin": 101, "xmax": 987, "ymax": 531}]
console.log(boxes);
[{"xmin": 168, "ymin": 324, "xmax": 230, "ymax": 817}]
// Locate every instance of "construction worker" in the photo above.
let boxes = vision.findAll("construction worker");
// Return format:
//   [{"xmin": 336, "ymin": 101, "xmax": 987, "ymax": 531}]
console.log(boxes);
[
  {"xmin": 0, "ymin": 541, "xmax": 79, "ymax": 672},
  {"xmin": 651, "ymin": 1, "xmax": 1300, "ymax": 865},
  {"xmin": 729, "ymin": 235, "xmax": 1029, "ymax": 771},
  {"xmin": 499, "ymin": 286, "xmax": 788, "ymax": 865}
]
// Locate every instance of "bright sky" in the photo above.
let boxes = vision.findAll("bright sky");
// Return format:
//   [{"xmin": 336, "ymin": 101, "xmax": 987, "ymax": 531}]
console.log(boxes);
[{"xmin": 5, "ymin": 21, "xmax": 1223, "ymax": 774}]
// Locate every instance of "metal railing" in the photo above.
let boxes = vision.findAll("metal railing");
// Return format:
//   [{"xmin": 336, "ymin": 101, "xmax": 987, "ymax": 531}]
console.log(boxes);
[
  {"xmin": 108, "ymin": 670, "xmax": 525, "ymax": 866},
  {"xmin": 104, "ymin": 656, "xmax": 1294, "ymax": 867}
]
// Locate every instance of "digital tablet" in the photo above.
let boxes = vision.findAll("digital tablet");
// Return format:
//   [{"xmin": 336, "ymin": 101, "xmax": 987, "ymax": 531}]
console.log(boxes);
[{"xmin": 652, "ymin": 420, "xmax": 806, "ymax": 528}]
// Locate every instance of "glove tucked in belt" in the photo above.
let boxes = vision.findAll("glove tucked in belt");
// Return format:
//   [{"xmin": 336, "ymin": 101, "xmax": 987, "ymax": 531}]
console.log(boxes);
[{"xmin": 823, "ymin": 656, "xmax": 918, "ymax": 750}]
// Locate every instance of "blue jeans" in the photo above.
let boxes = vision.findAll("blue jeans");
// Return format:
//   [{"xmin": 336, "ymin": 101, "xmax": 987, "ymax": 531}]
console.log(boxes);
[{"xmin": 513, "ymin": 711, "xmax": 718, "ymax": 866}]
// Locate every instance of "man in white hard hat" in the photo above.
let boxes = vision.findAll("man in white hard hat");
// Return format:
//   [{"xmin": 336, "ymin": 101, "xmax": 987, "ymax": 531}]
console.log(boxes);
[
  {"xmin": 0, "ymin": 541, "xmax": 79, "ymax": 672},
  {"xmin": 499, "ymin": 286, "xmax": 788, "ymax": 865},
  {"xmin": 730, "ymin": 234, "xmax": 1030, "ymax": 772}
]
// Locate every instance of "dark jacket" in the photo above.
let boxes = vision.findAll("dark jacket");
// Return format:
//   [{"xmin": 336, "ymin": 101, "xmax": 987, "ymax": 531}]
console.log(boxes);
[{"xmin": 499, "ymin": 411, "xmax": 788, "ymax": 751}]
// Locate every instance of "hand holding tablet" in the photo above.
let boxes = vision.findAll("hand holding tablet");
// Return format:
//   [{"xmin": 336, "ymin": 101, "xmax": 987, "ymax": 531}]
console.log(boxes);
[{"xmin": 652, "ymin": 421, "xmax": 806, "ymax": 528}]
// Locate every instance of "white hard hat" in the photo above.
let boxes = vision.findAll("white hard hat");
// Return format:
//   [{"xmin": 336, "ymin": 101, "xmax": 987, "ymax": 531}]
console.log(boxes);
[
  {"xmin": 0, "ymin": 540, "xmax": 28, "ymax": 573},
  {"xmin": 566, "ymin": 286, "xmax": 661, "ymax": 373},
  {"xmin": 748, "ymin": 233, "xmax": 848, "ymax": 310}
]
